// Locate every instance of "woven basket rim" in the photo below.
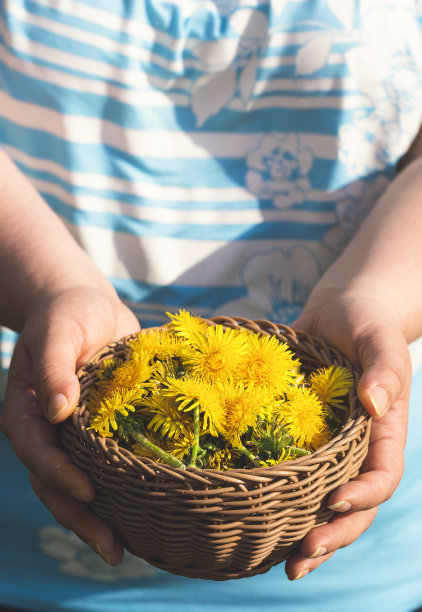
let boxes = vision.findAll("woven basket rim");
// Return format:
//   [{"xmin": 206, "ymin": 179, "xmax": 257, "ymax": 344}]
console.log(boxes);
[{"xmin": 73, "ymin": 316, "xmax": 369, "ymax": 479}]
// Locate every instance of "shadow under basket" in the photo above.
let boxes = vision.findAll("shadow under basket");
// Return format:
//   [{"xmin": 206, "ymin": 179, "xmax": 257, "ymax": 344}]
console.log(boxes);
[{"xmin": 61, "ymin": 317, "xmax": 371, "ymax": 581}]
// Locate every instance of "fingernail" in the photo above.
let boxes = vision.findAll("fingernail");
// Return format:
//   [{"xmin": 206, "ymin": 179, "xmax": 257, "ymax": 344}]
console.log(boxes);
[
  {"xmin": 47, "ymin": 393, "xmax": 68, "ymax": 422},
  {"xmin": 328, "ymin": 500, "xmax": 352, "ymax": 512},
  {"xmin": 369, "ymin": 385, "xmax": 388, "ymax": 417},
  {"xmin": 88, "ymin": 541, "xmax": 112, "ymax": 565},
  {"xmin": 70, "ymin": 488, "xmax": 90, "ymax": 502},
  {"xmin": 308, "ymin": 546, "xmax": 327, "ymax": 559},
  {"xmin": 98, "ymin": 548, "xmax": 112, "ymax": 565},
  {"xmin": 100, "ymin": 553, "xmax": 112, "ymax": 565},
  {"xmin": 292, "ymin": 569, "xmax": 309, "ymax": 581},
  {"xmin": 87, "ymin": 540, "xmax": 99, "ymax": 553}
]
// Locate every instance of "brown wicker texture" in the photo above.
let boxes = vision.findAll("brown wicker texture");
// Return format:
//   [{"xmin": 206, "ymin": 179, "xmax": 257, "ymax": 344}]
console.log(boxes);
[{"xmin": 61, "ymin": 317, "xmax": 371, "ymax": 581}]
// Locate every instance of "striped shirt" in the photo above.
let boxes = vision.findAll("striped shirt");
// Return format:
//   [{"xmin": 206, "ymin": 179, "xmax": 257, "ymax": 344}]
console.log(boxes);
[
  {"xmin": 1, "ymin": 0, "xmax": 421, "ymax": 380},
  {"xmin": 1, "ymin": 1, "xmax": 421, "ymax": 333}
]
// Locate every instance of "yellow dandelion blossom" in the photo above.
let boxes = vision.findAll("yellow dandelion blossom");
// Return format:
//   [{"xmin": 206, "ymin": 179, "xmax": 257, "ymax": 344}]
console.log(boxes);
[
  {"xmin": 259, "ymin": 458, "xmax": 277, "ymax": 467},
  {"xmin": 97, "ymin": 357, "xmax": 122, "ymax": 381},
  {"xmin": 183, "ymin": 324, "xmax": 248, "ymax": 383},
  {"xmin": 88, "ymin": 388, "xmax": 145, "ymax": 438},
  {"xmin": 108, "ymin": 352, "xmax": 159, "ymax": 393},
  {"xmin": 306, "ymin": 425, "xmax": 333, "ymax": 453},
  {"xmin": 259, "ymin": 447, "xmax": 295, "ymax": 466},
  {"xmin": 131, "ymin": 330, "xmax": 190, "ymax": 362},
  {"xmin": 146, "ymin": 393, "xmax": 194, "ymax": 440},
  {"xmin": 88, "ymin": 358, "xmax": 124, "ymax": 408},
  {"xmin": 281, "ymin": 387, "xmax": 325, "ymax": 447},
  {"xmin": 206, "ymin": 448, "xmax": 238, "ymax": 471},
  {"xmin": 309, "ymin": 365, "xmax": 354, "ymax": 409},
  {"xmin": 222, "ymin": 382, "xmax": 279, "ymax": 448},
  {"xmin": 161, "ymin": 377, "xmax": 226, "ymax": 437},
  {"xmin": 239, "ymin": 333, "xmax": 301, "ymax": 394},
  {"xmin": 167, "ymin": 431, "xmax": 196, "ymax": 460},
  {"xmin": 86, "ymin": 385, "xmax": 105, "ymax": 417},
  {"xmin": 166, "ymin": 309, "xmax": 208, "ymax": 341}
]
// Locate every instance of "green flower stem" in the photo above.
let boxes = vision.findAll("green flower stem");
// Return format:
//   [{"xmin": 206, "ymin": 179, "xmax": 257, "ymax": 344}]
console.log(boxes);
[
  {"xmin": 188, "ymin": 405, "xmax": 201, "ymax": 467},
  {"xmin": 238, "ymin": 444, "xmax": 258, "ymax": 465},
  {"xmin": 132, "ymin": 432, "xmax": 185, "ymax": 469},
  {"xmin": 287, "ymin": 446, "xmax": 311, "ymax": 456}
]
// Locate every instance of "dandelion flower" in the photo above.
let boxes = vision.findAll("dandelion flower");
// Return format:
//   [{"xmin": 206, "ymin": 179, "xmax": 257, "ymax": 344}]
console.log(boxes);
[
  {"xmin": 306, "ymin": 425, "xmax": 333, "ymax": 452},
  {"xmin": 146, "ymin": 393, "xmax": 194, "ymax": 440},
  {"xmin": 166, "ymin": 309, "xmax": 208, "ymax": 341},
  {"xmin": 97, "ymin": 357, "xmax": 122, "ymax": 381},
  {"xmin": 206, "ymin": 448, "xmax": 238, "ymax": 471},
  {"xmin": 108, "ymin": 352, "xmax": 159, "ymax": 393},
  {"xmin": 183, "ymin": 324, "xmax": 248, "ymax": 383},
  {"xmin": 259, "ymin": 447, "xmax": 295, "ymax": 466},
  {"xmin": 167, "ymin": 431, "xmax": 196, "ymax": 460},
  {"xmin": 222, "ymin": 382, "xmax": 279, "ymax": 447},
  {"xmin": 131, "ymin": 330, "xmax": 190, "ymax": 362},
  {"xmin": 89, "ymin": 388, "xmax": 145, "ymax": 438},
  {"xmin": 309, "ymin": 365, "xmax": 354, "ymax": 409},
  {"xmin": 281, "ymin": 387, "xmax": 325, "ymax": 447},
  {"xmin": 239, "ymin": 333, "xmax": 300, "ymax": 394},
  {"xmin": 161, "ymin": 377, "xmax": 225, "ymax": 436},
  {"xmin": 86, "ymin": 385, "xmax": 106, "ymax": 416}
]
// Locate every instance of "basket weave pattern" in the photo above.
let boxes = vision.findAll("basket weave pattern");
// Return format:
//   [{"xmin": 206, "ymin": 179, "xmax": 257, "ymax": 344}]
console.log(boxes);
[{"xmin": 61, "ymin": 317, "xmax": 371, "ymax": 580}]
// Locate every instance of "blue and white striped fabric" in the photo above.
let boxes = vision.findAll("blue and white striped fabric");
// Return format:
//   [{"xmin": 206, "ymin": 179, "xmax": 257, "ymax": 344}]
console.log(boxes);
[
  {"xmin": 1, "ymin": 1, "xmax": 422, "ymax": 611},
  {"xmin": 1, "ymin": 0, "xmax": 422, "ymax": 338}
]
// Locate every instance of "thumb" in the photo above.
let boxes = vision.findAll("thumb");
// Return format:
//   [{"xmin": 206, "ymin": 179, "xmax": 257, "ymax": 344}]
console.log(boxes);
[
  {"xmin": 26, "ymin": 318, "xmax": 82, "ymax": 424},
  {"xmin": 355, "ymin": 324, "xmax": 412, "ymax": 419}
]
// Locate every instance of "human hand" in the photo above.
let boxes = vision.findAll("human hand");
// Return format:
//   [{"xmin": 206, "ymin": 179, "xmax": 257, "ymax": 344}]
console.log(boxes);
[
  {"xmin": 285, "ymin": 291, "xmax": 411, "ymax": 580},
  {"xmin": 0, "ymin": 284, "xmax": 140, "ymax": 565}
]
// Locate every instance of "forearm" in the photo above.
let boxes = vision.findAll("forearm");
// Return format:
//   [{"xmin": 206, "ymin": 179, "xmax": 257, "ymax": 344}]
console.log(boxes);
[
  {"xmin": 315, "ymin": 157, "xmax": 422, "ymax": 343},
  {"xmin": 0, "ymin": 149, "xmax": 115, "ymax": 331}
]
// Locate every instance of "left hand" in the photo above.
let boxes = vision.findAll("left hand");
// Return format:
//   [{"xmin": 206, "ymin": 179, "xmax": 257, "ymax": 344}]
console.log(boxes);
[{"xmin": 284, "ymin": 291, "xmax": 411, "ymax": 580}]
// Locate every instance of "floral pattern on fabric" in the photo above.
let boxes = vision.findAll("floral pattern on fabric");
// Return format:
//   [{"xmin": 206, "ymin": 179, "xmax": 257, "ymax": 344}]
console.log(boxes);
[
  {"xmin": 39, "ymin": 526, "xmax": 159, "ymax": 582},
  {"xmin": 245, "ymin": 134, "xmax": 313, "ymax": 209},
  {"xmin": 216, "ymin": 246, "xmax": 323, "ymax": 323}
]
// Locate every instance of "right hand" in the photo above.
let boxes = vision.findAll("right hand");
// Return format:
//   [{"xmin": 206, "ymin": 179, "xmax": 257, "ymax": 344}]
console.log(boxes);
[{"xmin": 0, "ymin": 284, "xmax": 140, "ymax": 564}]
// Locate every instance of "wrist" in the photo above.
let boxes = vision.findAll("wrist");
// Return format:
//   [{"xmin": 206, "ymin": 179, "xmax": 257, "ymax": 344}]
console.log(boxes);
[
  {"xmin": 308, "ymin": 274, "xmax": 419, "ymax": 345},
  {"xmin": 24, "ymin": 272, "xmax": 119, "ymax": 327},
  {"xmin": 0, "ymin": 152, "xmax": 117, "ymax": 331}
]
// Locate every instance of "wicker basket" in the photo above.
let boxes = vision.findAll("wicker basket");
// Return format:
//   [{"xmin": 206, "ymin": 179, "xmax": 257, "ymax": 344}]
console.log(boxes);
[{"xmin": 61, "ymin": 316, "xmax": 371, "ymax": 581}]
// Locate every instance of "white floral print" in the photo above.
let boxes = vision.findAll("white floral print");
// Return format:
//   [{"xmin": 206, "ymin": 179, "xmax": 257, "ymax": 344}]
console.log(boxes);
[
  {"xmin": 339, "ymin": 2, "xmax": 422, "ymax": 174},
  {"xmin": 190, "ymin": 9, "xmax": 269, "ymax": 125},
  {"xmin": 323, "ymin": 175, "xmax": 390, "ymax": 254},
  {"xmin": 245, "ymin": 134, "xmax": 313, "ymax": 209},
  {"xmin": 216, "ymin": 246, "xmax": 322, "ymax": 323},
  {"xmin": 39, "ymin": 526, "xmax": 159, "ymax": 582}
]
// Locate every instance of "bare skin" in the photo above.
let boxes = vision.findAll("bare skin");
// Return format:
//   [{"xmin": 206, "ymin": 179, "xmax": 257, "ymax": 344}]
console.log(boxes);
[{"xmin": 0, "ymin": 134, "xmax": 422, "ymax": 574}]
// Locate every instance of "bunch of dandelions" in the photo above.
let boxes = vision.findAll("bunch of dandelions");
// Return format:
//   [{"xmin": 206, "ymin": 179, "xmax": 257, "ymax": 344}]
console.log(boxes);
[{"xmin": 87, "ymin": 310, "xmax": 354, "ymax": 470}]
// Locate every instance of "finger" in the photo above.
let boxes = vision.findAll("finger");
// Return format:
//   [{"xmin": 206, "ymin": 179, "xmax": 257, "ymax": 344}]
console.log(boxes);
[
  {"xmin": 355, "ymin": 323, "xmax": 411, "ymax": 419},
  {"xmin": 285, "ymin": 507, "xmax": 377, "ymax": 580},
  {"xmin": 24, "ymin": 317, "xmax": 82, "ymax": 423},
  {"xmin": 2, "ymin": 342, "xmax": 95, "ymax": 502},
  {"xmin": 26, "ymin": 299, "xmax": 140, "ymax": 424},
  {"xmin": 30, "ymin": 473, "xmax": 124, "ymax": 565},
  {"xmin": 327, "ymin": 398, "xmax": 407, "ymax": 513},
  {"xmin": 285, "ymin": 551, "xmax": 335, "ymax": 581},
  {"xmin": 8, "ymin": 397, "xmax": 95, "ymax": 502}
]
